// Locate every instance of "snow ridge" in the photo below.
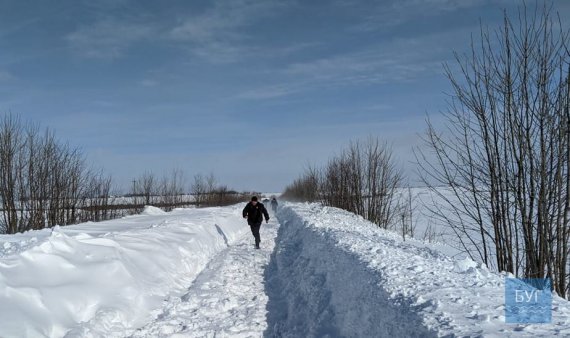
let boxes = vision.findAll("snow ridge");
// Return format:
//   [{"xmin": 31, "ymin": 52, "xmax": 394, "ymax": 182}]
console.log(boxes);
[
  {"xmin": 0, "ymin": 206, "xmax": 248, "ymax": 338},
  {"xmin": 268, "ymin": 203, "xmax": 570, "ymax": 337}
]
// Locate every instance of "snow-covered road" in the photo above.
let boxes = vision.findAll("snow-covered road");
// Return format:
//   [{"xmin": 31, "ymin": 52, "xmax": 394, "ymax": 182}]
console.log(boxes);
[{"xmin": 132, "ymin": 219, "xmax": 278, "ymax": 337}]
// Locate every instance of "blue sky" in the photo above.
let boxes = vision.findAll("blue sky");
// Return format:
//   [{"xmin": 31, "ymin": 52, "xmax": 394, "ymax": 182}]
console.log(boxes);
[{"xmin": 1, "ymin": 0, "xmax": 569, "ymax": 192}]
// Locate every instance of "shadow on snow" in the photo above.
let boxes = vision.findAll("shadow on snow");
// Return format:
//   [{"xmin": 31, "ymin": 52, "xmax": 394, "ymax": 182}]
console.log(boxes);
[{"xmin": 262, "ymin": 211, "xmax": 437, "ymax": 338}]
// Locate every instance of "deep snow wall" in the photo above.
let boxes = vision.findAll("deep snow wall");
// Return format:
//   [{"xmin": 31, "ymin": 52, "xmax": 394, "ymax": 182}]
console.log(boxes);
[
  {"xmin": 0, "ymin": 205, "xmax": 249, "ymax": 338},
  {"xmin": 265, "ymin": 205, "xmax": 436, "ymax": 338}
]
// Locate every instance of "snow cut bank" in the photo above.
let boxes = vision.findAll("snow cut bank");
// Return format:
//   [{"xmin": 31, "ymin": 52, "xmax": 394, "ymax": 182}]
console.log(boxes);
[
  {"xmin": 0, "ymin": 205, "xmax": 248, "ymax": 338},
  {"xmin": 267, "ymin": 203, "xmax": 570, "ymax": 337}
]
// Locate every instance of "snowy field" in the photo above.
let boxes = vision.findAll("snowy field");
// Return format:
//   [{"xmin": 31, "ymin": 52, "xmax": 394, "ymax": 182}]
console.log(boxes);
[{"xmin": 1, "ymin": 201, "xmax": 569, "ymax": 337}]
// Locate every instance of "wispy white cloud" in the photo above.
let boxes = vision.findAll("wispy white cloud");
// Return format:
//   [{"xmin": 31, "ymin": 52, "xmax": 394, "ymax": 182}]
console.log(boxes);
[
  {"xmin": 235, "ymin": 37, "xmax": 453, "ymax": 100},
  {"xmin": 0, "ymin": 18, "xmax": 40, "ymax": 38},
  {"xmin": 402, "ymin": 0, "xmax": 484, "ymax": 11},
  {"xmin": 169, "ymin": 0, "xmax": 290, "ymax": 63},
  {"xmin": 66, "ymin": 18, "xmax": 154, "ymax": 59},
  {"xmin": 79, "ymin": 0, "xmax": 131, "ymax": 11},
  {"xmin": 349, "ymin": 0, "xmax": 488, "ymax": 31},
  {"xmin": 236, "ymin": 84, "xmax": 301, "ymax": 100},
  {"xmin": 187, "ymin": 41, "xmax": 250, "ymax": 64},
  {"xmin": 235, "ymin": 58, "xmax": 440, "ymax": 100},
  {"xmin": 64, "ymin": 0, "xmax": 309, "ymax": 63},
  {"xmin": 139, "ymin": 79, "xmax": 158, "ymax": 87}
]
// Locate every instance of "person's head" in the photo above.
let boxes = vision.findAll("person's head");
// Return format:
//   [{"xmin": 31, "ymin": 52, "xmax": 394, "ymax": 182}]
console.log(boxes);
[{"xmin": 251, "ymin": 196, "xmax": 258, "ymax": 205}]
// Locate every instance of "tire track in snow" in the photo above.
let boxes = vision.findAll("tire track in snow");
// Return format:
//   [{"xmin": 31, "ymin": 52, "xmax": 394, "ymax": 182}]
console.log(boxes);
[{"xmin": 131, "ymin": 219, "xmax": 279, "ymax": 338}]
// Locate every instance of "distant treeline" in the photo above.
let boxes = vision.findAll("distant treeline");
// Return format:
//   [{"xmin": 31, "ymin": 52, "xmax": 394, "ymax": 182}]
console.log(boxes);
[
  {"xmin": 0, "ymin": 115, "xmax": 253, "ymax": 235},
  {"xmin": 129, "ymin": 170, "xmax": 255, "ymax": 212}
]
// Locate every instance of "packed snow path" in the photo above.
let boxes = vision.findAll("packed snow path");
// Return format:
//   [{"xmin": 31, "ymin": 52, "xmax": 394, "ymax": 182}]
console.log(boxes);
[{"xmin": 132, "ymin": 219, "xmax": 278, "ymax": 337}]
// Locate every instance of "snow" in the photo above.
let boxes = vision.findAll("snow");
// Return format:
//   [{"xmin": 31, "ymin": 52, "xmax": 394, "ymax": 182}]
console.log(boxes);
[
  {"xmin": 140, "ymin": 205, "xmax": 168, "ymax": 216},
  {"xmin": 1, "ymin": 201, "xmax": 569, "ymax": 337},
  {"xmin": 269, "ymin": 203, "xmax": 570, "ymax": 337},
  {"xmin": 132, "ymin": 219, "xmax": 278, "ymax": 337},
  {"xmin": 0, "ymin": 205, "xmax": 248, "ymax": 338}
]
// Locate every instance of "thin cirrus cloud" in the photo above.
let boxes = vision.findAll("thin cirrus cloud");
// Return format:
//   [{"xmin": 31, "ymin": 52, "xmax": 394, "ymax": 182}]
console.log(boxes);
[
  {"xmin": 235, "ymin": 33, "xmax": 457, "ymax": 101},
  {"xmin": 139, "ymin": 79, "xmax": 158, "ymax": 87},
  {"xmin": 235, "ymin": 58, "xmax": 441, "ymax": 101},
  {"xmin": 65, "ymin": 0, "xmax": 290, "ymax": 63},
  {"xmin": 169, "ymin": 0, "xmax": 287, "ymax": 40},
  {"xmin": 237, "ymin": 84, "xmax": 300, "ymax": 100},
  {"xmin": 66, "ymin": 18, "xmax": 155, "ymax": 60},
  {"xmin": 350, "ymin": 0, "xmax": 490, "ymax": 31},
  {"xmin": 285, "ymin": 50, "xmax": 440, "ymax": 83},
  {"xmin": 168, "ymin": 0, "xmax": 289, "ymax": 63},
  {"xmin": 233, "ymin": 13, "xmax": 494, "ymax": 104}
]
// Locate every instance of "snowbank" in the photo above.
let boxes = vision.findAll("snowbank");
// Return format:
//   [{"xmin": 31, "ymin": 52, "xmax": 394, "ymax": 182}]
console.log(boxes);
[
  {"xmin": 267, "ymin": 203, "xmax": 570, "ymax": 337},
  {"xmin": 0, "ymin": 205, "xmax": 248, "ymax": 338}
]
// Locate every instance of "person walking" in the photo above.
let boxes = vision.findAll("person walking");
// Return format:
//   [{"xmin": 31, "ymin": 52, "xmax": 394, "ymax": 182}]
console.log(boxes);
[
  {"xmin": 270, "ymin": 197, "xmax": 278, "ymax": 212},
  {"xmin": 242, "ymin": 196, "xmax": 269, "ymax": 249}
]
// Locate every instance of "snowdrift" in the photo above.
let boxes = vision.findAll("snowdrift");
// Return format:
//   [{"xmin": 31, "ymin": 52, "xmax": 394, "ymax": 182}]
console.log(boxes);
[
  {"xmin": 267, "ymin": 203, "xmax": 570, "ymax": 337},
  {"xmin": 0, "ymin": 206, "xmax": 248, "ymax": 338}
]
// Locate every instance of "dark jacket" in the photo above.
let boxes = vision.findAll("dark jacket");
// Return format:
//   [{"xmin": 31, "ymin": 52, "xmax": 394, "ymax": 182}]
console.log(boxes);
[{"xmin": 243, "ymin": 202, "xmax": 270, "ymax": 225}]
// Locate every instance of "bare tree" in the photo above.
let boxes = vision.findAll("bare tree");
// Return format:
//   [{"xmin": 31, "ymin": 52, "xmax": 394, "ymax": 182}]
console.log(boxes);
[
  {"xmin": 398, "ymin": 186, "xmax": 417, "ymax": 241},
  {"xmin": 204, "ymin": 172, "xmax": 217, "ymax": 205},
  {"xmin": 284, "ymin": 138, "xmax": 403, "ymax": 229},
  {"xmin": 0, "ymin": 115, "xmax": 23, "ymax": 234},
  {"xmin": 191, "ymin": 174, "xmax": 206, "ymax": 206},
  {"xmin": 159, "ymin": 168, "xmax": 186, "ymax": 210},
  {"xmin": 140, "ymin": 171, "xmax": 156, "ymax": 206},
  {"xmin": 418, "ymin": 4, "xmax": 570, "ymax": 298},
  {"xmin": 0, "ymin": 114, "xmax": 118, "ymax": 233},
  {"xmin": 282, "ymin": 164, "xmax": 322, "ymax": 202},
  {"xmin": 362, "ymin": 139, "xmax": 402, "ymax": 229}
]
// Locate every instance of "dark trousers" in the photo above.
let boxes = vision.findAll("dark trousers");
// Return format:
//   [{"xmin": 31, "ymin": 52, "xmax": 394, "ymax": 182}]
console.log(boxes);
[{"xmin": 249, "ymin": 222, "xmax": 261, "ymax": 246}]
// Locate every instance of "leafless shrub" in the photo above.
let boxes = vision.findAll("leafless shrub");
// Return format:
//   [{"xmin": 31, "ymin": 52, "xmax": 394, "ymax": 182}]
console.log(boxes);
[
  {"xmin": 281, "ymin": 165, "xmax": 321, "ymax": 202},
  {"xmin": 192, "ymin": 173, "xmax": 251, "ymax": 207},
  {"xmin": 191, "ymin": 173, "xmax": 207, "ymax": 206},
  {"xmin": 398, "ymin": 186, "xmax": 418, "ymax": 241},
  {"xmin": 283, "ymin": 138, "xmax": 403, "ymax": 229},
  {"xmin": 159, "ymin": 168, "xmax": 186, "ymax": 211},
  {"xmin": 422, "ymin": 221, "xmax": 441, "ymax": 244},
  {"xmin": 0, "ymin": 114, "xmax": 118, "ymax": 233},
  {"xmin": 418, "ymin": 4, "xmax": 570, "ymax": 297}
]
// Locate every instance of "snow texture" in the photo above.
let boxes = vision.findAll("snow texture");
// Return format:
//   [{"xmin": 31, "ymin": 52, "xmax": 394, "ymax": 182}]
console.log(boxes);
[
  {"xmin": 131, "ymin": 219, "xmax": 278, "ymax": 337},
  {"xmin": 1, "ymin": 201, "xmax": 570, "ymax": 337},
  {"xmin": 0, "ymin": 205, "xmax": 248, "ymax": 338},
  {"xmin": 267, "ymin": 203, "xmax": 570, "ymax": 337}
]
